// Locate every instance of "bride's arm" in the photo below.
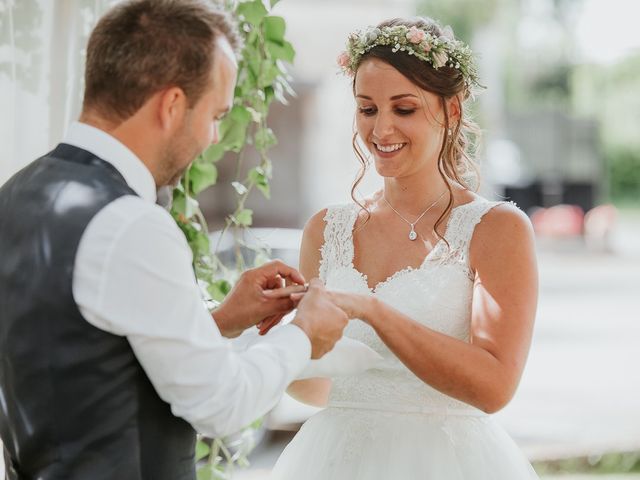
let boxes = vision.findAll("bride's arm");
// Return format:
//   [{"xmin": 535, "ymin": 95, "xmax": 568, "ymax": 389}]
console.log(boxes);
[
  {"xmin": 329, "ymin": 204, "xmax": 538, "ymax": 413},
  {"xmin": 286, "ymin": 209, "xmax": 333, "ymax": 407}
]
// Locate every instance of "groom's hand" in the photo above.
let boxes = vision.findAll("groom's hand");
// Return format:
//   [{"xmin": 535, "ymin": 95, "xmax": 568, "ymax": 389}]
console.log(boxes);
[
  {"xmin": 213, "ymin": 260, "xmax": 306, "ymax": 338},
  {"xmin": 291, "ymin": 279, "xmax": 348, "ymax": 359}
]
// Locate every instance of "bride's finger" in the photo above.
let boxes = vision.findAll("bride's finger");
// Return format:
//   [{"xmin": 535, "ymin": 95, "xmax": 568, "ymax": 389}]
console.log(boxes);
[
  {"xmin": 289, "ymin": 292, "xmax": 305, "ymax": 307},
  {"xmin": 290, "ymin": 292, "xmax": 305, "ymax": 302}
]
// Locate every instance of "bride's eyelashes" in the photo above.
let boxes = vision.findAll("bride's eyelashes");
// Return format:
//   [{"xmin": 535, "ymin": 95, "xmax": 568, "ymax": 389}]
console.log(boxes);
[
  {"xmin": 357, "ymin": 106, "xmax": 418, "ymax": 117},
  {"xmin": 357, "ymin": 106, "xmax": 376, "ymax": 116},
  {"xmin": 395, "ymin": 108, "xmax": 416, "ymax": 116}
]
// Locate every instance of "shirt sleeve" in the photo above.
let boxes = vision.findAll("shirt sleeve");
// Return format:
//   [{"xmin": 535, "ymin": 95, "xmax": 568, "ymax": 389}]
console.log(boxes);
[{"xmin": 73, "ymin": 196, "xmax": 311, "ymax": 438}]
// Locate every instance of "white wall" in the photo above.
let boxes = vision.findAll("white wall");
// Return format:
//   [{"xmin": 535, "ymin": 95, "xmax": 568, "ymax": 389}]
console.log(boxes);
[{"xmin": 273, "ymin": 0, "xmax": 417, "ymax": 219}]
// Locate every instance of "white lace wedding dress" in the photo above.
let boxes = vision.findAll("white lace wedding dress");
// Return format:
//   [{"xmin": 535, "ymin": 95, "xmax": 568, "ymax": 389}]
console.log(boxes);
[{"xmin": 270, "ymin": 198, "xmax": 539, "ymax": 479}]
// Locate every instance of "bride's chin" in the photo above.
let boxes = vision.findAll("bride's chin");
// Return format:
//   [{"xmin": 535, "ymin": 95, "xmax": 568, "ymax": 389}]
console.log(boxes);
[{"xmin": 372, "ymin": 161, "xmax": 401, "ymax": 178}]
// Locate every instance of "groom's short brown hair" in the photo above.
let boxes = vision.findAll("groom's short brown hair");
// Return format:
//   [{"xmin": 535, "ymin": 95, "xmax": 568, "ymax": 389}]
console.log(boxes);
[{"xmin": 83, "ymin": 0, "xmax": 241, "ymax": 122}]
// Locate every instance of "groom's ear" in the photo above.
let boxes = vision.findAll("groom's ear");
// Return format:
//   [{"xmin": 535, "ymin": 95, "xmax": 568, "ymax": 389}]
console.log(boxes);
[{"xmin": 157, "ymin": 86, "xmax": 188, "ymax": 133}]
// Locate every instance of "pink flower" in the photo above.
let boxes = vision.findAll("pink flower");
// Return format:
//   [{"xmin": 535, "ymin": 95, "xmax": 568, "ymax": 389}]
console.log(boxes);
[
  {"xmin": 406, "ymin": 26, "xmax": 426, "ymax": 44},
  {"xmin": 423, "ymin": 43, "xmax": 432, "ymax": 53},
  {"xmin": 337, "ymin": 51, "xmax": 350, "ymax": 68}
]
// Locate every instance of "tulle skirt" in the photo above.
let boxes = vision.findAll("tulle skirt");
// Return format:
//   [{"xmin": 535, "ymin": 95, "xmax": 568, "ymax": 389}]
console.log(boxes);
[{"xmin": 270, "ymin": 405, "xmax": 539, "ymax": 479}]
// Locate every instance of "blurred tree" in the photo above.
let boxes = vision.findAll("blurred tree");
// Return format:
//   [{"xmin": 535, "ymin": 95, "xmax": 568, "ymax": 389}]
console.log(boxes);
[
  {"xmin": 504, "ymin": 0, "xmax": 584, "ymax": 110},
  {"xmin": 416, "ymin": 0, "xmax": 501, "ymax": 43},
  {"xmin": 573, "ymin": 53, "xmax": 640, "ymax": 202}
]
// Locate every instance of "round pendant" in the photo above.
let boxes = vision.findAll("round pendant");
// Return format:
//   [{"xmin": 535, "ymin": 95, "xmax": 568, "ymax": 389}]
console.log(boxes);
[{"xmin": 408, "ymin": 230, "xmax": 417, "ymax": 241}]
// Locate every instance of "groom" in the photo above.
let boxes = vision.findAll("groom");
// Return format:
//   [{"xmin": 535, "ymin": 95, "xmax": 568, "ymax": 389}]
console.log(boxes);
[{"xmin": 0, "ymin": 1, "xmax": 348, "ymax": 479}]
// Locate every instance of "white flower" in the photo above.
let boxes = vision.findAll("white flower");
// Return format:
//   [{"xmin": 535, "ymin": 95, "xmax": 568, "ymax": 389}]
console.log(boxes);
[
  {"xmin": 365, "ymin": 28, "xmax": 381, "ymax": 43},
  {"xmin": 432, "ymin": 50, "xmax": 448, "ymax": 68}
]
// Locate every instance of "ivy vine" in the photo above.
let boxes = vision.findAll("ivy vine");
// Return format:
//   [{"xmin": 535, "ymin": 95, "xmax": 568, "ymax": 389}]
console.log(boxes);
[{"xmin": 169, "ymin": 1, "xmax": 296, "ymax": 478}]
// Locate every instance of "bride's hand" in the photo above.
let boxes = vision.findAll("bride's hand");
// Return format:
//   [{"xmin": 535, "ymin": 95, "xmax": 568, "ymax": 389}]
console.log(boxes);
[
  {"xmin": 326, "ymin": 291, "xmax": 372, "ymax": 321},
  {"xmin": 291, "ymin": 289, "xmax": 370, "ymax": 320},
  {"xmin": 258, "ymin": 284, "xmax": 309, "ymax": 335}
]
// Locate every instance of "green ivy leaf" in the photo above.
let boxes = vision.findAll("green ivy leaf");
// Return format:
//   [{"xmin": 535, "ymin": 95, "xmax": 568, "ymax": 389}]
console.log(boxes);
[
  {"xmin": 237, "ymin": 0, "xmax": 268, "ymax": 26},
  {"xmin": 254, "ymin": 127, "xmax": 277, "ymax": 151},
  {"xmin": 258, "ymin": 61, "xmax": 281, "ymax": 88},
  {"xmin": 195, "ymin": 440, "xmax": 211, "ymax": 462},
  {"xmin": 266, "ymin": 39, "xmax": 295, "ymax": 63},
  {"xmin": 219, "ymin": 118, "xmax": 248, "ymax": 152},
  {"xmin": 216, "ymin": 105, "xmax": 252, "ymax": 153},
  {"xmin": 172, "ymin": 189, "xmax": 186, "ymax": 215},
  {"xmin": 248, "ymin": 167, "xmax": 271, "ymax": 199},
  {"xmin": 196, "ymin": 466, "xmax": 214, "ymax": 480},
  {"xmin": 171, "ymin": 0, "xmax": 298, "ymax": 473},
  {"xmin": 201, "ymin": 143, "xmax": 226, "ymax": 164},
  {"xmin": 207, "ymin": 280, "xmax": 232, "ymax": 302},
  {"xmin": 264, "ymin": 16, "xmax": 286, "ymax": 43},
  {"xmin": 244, "ymin": 48, "xmax": 262, "ymax": 86},
  {"xmin": 174, "ymin": 194, "xmax": 200, "ymax": 220},
  {"xmin": 248, "ymin": 166, "xmax": 267, "ymax": 182},
  {"xmin": 230, "ymin": 104, "xmax": 252, "ymax": 124},
  {"xmin": 264, "ymin": 85, "xmax": 275, "ymax": 105},
  {"xmin": 189, "ymin": 162, "xmax": 218, "ymax": 195},
  {"xmin": 256, "ymin": 182, "xmax": 271, "ymax": 199},
  {"xmin": 234, "ymin": 209, "xmax": 253, "ymax": 227},
  {"xmin": 190, "ymin": 231, "xmax": 210, "ymax": 255},
  {"xmin": 172, "ymin": 190, "xmax": 190, "ymax": 218}
]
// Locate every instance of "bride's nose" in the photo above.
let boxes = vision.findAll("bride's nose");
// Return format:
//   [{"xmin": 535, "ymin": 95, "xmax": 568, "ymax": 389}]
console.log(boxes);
[{"xmin": 372, "ymin": 111, "xmax": 396, "ymax": 139}]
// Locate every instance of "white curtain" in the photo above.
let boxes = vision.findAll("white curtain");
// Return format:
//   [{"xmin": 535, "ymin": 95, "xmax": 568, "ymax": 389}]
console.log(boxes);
[
  {"xmin": 0, "ymin": 1, "xmax": 117, "ymax": 474},
  {"xmin": 0, "ymin": 0, "xmax": 118, "ymax": 185}
]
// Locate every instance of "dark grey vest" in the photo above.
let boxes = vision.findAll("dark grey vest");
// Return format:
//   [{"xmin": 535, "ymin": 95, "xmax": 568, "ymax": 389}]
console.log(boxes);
[{"xmin": 0, "ymin": 144, "xmax": 196, "ymax": 479}]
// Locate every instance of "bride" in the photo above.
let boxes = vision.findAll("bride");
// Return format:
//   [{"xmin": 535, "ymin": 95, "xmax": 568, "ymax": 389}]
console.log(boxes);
[{"xmin": 269, "ymin": 17, "xmax": 539, "ymax": 479}]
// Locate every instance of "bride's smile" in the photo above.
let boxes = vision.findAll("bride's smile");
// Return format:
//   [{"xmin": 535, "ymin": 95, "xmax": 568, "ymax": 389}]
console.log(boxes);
[{"xmin": 355, "ymin": 59, "xmax": 458, "ymax": 180}]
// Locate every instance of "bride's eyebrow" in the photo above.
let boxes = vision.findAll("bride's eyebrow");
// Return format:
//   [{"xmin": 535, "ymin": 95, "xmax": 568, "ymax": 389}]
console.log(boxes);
[
  {"xmin": 355, "ymin": 94, "xmax": 419, "ymax": 100},
  {"xmin": 390, "ymin": 94, "xmax": 418, "ymax": 100}
]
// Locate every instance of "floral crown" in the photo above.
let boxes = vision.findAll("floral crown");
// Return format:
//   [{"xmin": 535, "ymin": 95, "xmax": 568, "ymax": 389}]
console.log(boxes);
[{"xmin": 337, "ymin": 24, "xmax": 482, "ymax": 90}]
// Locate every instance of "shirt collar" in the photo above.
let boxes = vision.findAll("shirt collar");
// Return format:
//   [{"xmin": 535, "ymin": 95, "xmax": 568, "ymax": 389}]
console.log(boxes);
[{"xmin": 62, "ymin": 121, "xmax": 157, "ymax": 203}]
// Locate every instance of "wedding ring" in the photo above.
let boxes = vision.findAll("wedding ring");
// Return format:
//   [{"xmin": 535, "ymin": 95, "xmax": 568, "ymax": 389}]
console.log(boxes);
[{"xmin": 303, "ymin": 283, "xmax": 309, "ymax": 292}]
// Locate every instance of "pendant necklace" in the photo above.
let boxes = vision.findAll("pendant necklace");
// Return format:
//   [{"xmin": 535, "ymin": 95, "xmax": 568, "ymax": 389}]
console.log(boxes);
[{"xmin": 383, "ymin": 191, "xmax": 447, "ymax": 241}]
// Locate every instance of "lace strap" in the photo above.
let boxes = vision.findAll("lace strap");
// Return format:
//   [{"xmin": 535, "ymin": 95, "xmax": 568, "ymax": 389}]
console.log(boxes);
[
  {"xmin": 318, "ymin": 203, "xmax": 359, "ymax": 282},
  {"xmin": 443, "ymin": 199, "xmax": 509, "ymax": 270}
]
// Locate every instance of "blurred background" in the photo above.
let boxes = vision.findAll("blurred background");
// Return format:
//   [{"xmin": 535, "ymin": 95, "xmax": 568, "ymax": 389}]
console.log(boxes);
[{"xmin": 1, "ymin": 0, "xmax": 639, "ymax": 478}]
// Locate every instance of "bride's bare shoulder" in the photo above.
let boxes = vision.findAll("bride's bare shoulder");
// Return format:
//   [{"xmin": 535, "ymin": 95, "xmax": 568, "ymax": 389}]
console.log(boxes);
[{"xmin": 302, "ymin": 208, "xmax": 330, "ymax": 247}]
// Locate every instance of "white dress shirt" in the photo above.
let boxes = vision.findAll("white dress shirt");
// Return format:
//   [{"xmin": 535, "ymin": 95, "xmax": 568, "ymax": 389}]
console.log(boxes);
[{"xmin": 67, "ymin": 122, "xmax": 311, "ymax": 438}]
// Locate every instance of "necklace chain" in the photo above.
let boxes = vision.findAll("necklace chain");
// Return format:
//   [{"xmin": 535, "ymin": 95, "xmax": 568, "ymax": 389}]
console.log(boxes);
[{"xmin": 383, "ymin": 191, "xmax": 447, "ymax": 241}]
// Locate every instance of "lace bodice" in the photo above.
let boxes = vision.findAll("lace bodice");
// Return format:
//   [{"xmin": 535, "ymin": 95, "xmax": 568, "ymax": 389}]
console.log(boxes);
[{"xmin": 320, "ymin": 198, "xmax": 505, "ymax": 414}]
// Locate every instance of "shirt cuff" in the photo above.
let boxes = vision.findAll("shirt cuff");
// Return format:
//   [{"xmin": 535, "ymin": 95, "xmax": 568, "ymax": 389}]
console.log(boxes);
[{"xmin": 264, "ymin": 323, "xmax": 312, "ymax": 379}]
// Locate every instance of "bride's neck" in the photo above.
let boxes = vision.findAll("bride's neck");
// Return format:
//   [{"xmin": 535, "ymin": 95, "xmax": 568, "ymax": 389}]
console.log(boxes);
[{"xmin": 382, "ymin": 176, "xmax": 451, "ymax": 214}]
